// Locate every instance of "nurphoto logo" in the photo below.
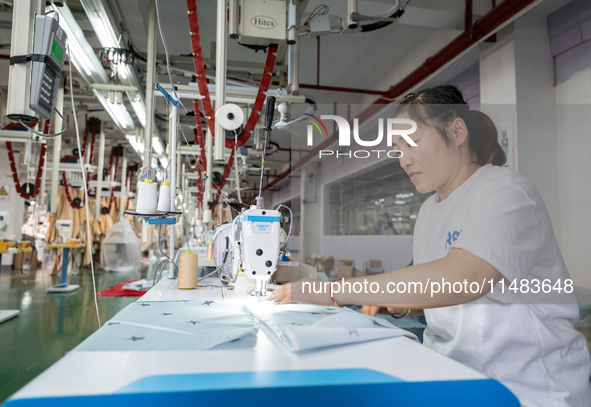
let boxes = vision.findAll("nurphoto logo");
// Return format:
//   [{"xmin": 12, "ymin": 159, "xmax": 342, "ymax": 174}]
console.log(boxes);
[{"xmin": 306, "ymin": 115, "xmax": 417, "ymax": 159}]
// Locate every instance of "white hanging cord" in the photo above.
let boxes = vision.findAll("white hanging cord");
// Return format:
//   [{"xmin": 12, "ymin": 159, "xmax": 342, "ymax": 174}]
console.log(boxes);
[{"xmin": 68, "ymin": 45, "xmax": 101, "ymax": 328}]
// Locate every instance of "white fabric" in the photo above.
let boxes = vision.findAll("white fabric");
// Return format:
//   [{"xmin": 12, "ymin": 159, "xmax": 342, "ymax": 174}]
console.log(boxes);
[
  {"xmin": 249, "ymin": 303, "xmax": 417, "ymax": 352},
  {"xmin": 414, "ymin": 164, "xmax": 591, "ymax": 406},
  {"xmin": 75, "ymin": 300, "xmax": 256, "ymax": 351}
]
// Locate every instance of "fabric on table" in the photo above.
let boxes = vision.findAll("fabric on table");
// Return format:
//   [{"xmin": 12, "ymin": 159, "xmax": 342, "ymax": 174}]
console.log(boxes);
[
  {"xmin": 75, "ymin": 300, "xmax": 256, "ymax": 351},
  {"xmin": 96, "ymin": 279, "xmax": 148, "ymax": 297},
  {"xmin": 248, "ymin": 303, "xmax": 417, "ymax": 352},
  {"xmin": 122, "ymin": 279, "xmax": 154, "ymax": 291}
]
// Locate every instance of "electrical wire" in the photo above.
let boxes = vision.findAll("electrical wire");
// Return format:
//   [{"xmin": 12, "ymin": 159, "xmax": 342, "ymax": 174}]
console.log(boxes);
[
  {"xmin": 233, "ymin": 130, "xmax": 242, "ymax": 203},
  {"xmin": 154, "ymin": 0, "xmax": 178, "ymax": 101},
  {"xmin": 155, "ymin": 0, "xmax": 247, "ymax": 218},
  {"xmin": 68, "ymin": 44, "xmax": 101, "ymax": 329},
  {"xmin": 19, "ymin": 108, "xmax": 67, "ymax": 138},
  {"xmin": 275, "ymin": 204, "xmax": 293, "ymax": 244},
  {"xmin": 177, "ymin": 122, "xmax": 247, "ymax": 217},
  {"xmin": 298, "ymin": 4, "xmax": 329, "ymax": 29},
  {"xmin": 198, "ymin": 239, "xmax": 230, "ymax": 282},
  {"xmin": 152, "ymin": 223, "xmax": 179, "ymax": 285}
]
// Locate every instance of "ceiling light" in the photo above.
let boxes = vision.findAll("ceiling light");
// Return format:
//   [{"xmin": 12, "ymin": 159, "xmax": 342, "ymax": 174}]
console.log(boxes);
[
  {"xmin": 95, "ymin": 90, "xmax": 134, "ymax": 130},
  {"xmin": 126, "ymin": 134, "xmax": 144, "ymax": 157},
  {"xmin": 130, "ymin": 97, "xmax": 147, "ymax": 127},
  {"xmin": 49, "ymin": 4, "xmax": 108, "ymax": 84},
  {"xmin": 159, "ymin": 157, "xmax": 169, "ymax": 169},
  {"xmin": 152, "ymin": 136, "xmax": 164, "ymax": 155}
]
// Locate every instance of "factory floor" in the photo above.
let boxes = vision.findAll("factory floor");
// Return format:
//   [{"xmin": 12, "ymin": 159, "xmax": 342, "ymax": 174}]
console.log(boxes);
[
  {"xmin": 0, "ymin": 263, "xmax": 148, "ymax": 404},
  {"xmin": 1, "ymin": 263, "xmax": 590, "ymax": 405}
]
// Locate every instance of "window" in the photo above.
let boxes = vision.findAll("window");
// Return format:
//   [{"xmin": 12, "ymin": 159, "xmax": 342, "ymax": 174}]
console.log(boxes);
[{"xmin": 324, "ymin": 161, "xmax": 430, "ymax": 235}]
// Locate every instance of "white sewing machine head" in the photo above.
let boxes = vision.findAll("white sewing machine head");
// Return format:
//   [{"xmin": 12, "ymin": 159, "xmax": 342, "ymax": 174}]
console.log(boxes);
[
  {"xmin": 230, "ymin": 205, "xmax": 282, "ymax": 297},
  {"xmin": 0, "ymin": 211, "xmax": 9, "ymax": 240},
  {"xmin": 55, "ymin": 220, "xmax": 73, "ymax": 243}
]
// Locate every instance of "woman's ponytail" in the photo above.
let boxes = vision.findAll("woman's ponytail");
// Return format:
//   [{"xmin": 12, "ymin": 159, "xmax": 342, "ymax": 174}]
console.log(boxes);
[
  {"xmin": 465, "ymin": 110, "xmax": 507, "ymax": 166},
  {"xmin": 398, "ymin": 85, "xmax": 507, "ymax": 167}
]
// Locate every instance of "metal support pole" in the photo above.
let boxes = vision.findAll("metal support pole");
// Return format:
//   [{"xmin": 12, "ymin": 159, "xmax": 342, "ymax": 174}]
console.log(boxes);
[
  {"xmin": 49, "ymin": 83, "xmax": 64, "ymax": 213},
  {"xmin": 300, "ymin": 166, "xmax": 307, "ymax": 264},
  {"xmin": 169, "ymin": 102, "xmax": 178, "ymax": 279},
  {"xmin": 204, "ymin": 128, "xmax": 213, "ymax": 212},
  {"xmin": 214, "ymin": 0, "xmax": 227, "ymax": 161},
  {"xmin": 144, "ymin": 0, "xmax": 157, "ymax": 166},
  {"xmin": 176, "ymin": 151, "xmax": 182, "ymax": 195},
  {"xmin": 94, "ymin": 122, "xmax": 105, "ymax": 220},
  {"xmin": 288, "ymin": 38, "xmax": 300, "ymax": 93},
  {"xmin": 84, "ymin": 134, "xmax": 91, "ymax": 167},
  {"xmin": 120, "ymin": 154, "xmax": 127, "ymax": 219},
  {"xmin": 40, "ymin": 144, "xmax": 47, "ymax": 210}
]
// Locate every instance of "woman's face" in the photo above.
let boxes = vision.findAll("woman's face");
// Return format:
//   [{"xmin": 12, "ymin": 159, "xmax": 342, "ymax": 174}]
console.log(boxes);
[{"xmin": 392, "ymin": 117, "xmax": 462, "ymax": 195}]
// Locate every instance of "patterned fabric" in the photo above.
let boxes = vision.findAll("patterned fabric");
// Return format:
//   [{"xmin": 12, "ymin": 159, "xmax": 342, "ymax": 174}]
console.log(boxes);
[
  {"xmin": 248, "ymin": 303, "xmax": 417, "ymax": 351},
  {"xmin": 75, "ymin": 300, "xmax": 256, "ymax": 351}
]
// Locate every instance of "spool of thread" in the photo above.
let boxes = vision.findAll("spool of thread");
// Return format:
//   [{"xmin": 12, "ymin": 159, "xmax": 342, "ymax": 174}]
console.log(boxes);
[
  {"xmin": 207, "ymin": 241, "xmax": 214, "ymax": 259},
  {"xmin": 215, "ymin": 103, "xmax": 244, "ymax": 130},
  {"xmin": 136, "ymin": 179, "xmax": 158, "ymax": 214},
  {"xmin": 157, "ymin": 182, "xmax": 171, "ymax": 212},
  {"xmin": 178, "ymin": 251, "xmax": 198, "ymax": 289},
  {"xmin": 203, "ymin": 209, "xmax": 212, "ymax": 223}
]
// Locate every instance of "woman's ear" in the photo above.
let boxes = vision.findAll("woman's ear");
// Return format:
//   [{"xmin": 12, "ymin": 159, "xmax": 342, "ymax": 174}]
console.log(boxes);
[{"xmin": 450, "ymin": 117, "xmax": 469, "ymax": 147}]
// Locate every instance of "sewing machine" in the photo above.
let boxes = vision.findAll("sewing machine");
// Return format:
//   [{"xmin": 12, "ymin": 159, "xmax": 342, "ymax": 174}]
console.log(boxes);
[
  {"xmin": 55, "ymin": 220, "xmax": 73, "ymax": 244},
  {"xmin": 230, "ymin": 205, "xmax": 282, "ymax": 297}
]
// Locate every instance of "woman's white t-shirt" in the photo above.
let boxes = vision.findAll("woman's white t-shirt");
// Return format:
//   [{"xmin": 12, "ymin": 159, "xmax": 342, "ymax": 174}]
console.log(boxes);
[{"xmin": 413, "ymin": 164, "xmax": 591, "ymax": 406}]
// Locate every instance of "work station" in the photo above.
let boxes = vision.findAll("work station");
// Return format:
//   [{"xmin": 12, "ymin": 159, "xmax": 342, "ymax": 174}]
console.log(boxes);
[{"xmin": 1, "ymin": 0, "xmax": 590, "ymax": 406}]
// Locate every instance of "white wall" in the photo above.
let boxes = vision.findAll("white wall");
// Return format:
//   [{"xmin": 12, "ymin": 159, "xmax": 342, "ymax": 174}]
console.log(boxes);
[
  {"xmin": 555, "ymin": 71, "xmax": 591, "ymax": 291},
  {"xmin": 480, "ymin": 8, "xmax": 591, "ymax": 291}
]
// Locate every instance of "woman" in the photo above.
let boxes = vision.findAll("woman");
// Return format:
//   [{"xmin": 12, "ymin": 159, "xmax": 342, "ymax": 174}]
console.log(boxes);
[{"xmin": 270, "ymin": 85, "xmax": 591, "ymax": 406}]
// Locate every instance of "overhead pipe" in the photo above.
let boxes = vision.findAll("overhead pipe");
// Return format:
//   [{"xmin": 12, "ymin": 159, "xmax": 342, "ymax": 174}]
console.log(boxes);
[
  {"xmin": 254, "ymin": 0, "xmax": 542, "ymax": 198},
  {"xmin": 299, "ymin": 84, "xmax": 384, "ymax": 95},
  {"xmin": 144, "ymin": 0, "xmax": 157, "ymax": 166},
  {"xmin": 214, "ymin": 0, "xmax": 227, "ymax": 161}
]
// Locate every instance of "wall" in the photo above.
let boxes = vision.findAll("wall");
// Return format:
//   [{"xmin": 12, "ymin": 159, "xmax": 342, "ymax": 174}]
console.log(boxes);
[{"xmin": 549, "ymin": 0, "xmax": 591, "ymax": 291}]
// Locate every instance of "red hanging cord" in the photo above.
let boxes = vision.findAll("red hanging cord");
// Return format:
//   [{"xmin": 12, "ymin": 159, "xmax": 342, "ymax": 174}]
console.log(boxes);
[
  {"xmin": 186, "ymin": 1, "xmax": 279, "ymax": 204},
  {"xmin": 186, "ymin": 0, "xmax": 216, "ymax": 138},
  {"xmin": 5, "ymin": 121, "xmax": 49, "ymax": 200}
]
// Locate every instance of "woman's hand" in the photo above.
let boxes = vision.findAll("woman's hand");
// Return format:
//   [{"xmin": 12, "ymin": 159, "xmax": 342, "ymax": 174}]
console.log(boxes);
[
  {"xmin": 268, "ymin": 282, "xmax": 293, "ymax": 304},
  {"xmin": 268, "ymin": 279, "xmax": 334, "ymax": 305},
  {"xmin": 360, "ymin": 305, "xmax": 410, "ymax": 317}
]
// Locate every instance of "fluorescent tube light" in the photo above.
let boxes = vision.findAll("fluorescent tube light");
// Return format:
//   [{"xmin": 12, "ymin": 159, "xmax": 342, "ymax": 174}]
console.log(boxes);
[{"xmin": 152, "ymin": 136, "xmax": 164, "ymax": 155}]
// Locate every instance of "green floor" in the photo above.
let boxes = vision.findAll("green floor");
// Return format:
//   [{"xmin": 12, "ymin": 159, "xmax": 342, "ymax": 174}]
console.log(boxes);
[{"xmin": 0, "ymin": 263, "xmax": 148, "ymax": 404}]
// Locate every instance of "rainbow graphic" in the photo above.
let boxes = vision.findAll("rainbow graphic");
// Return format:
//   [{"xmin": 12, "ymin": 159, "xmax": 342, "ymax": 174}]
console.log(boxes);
[{"xmin": 303, "ymin": 113, "xmax": 328, "ymax": 137}]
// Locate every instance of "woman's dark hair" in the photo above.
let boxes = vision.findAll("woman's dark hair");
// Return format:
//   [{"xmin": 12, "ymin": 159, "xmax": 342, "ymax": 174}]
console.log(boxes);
[{"xmin": 396, "ymin": 85, "xmax": 506, "ymax": 166}]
